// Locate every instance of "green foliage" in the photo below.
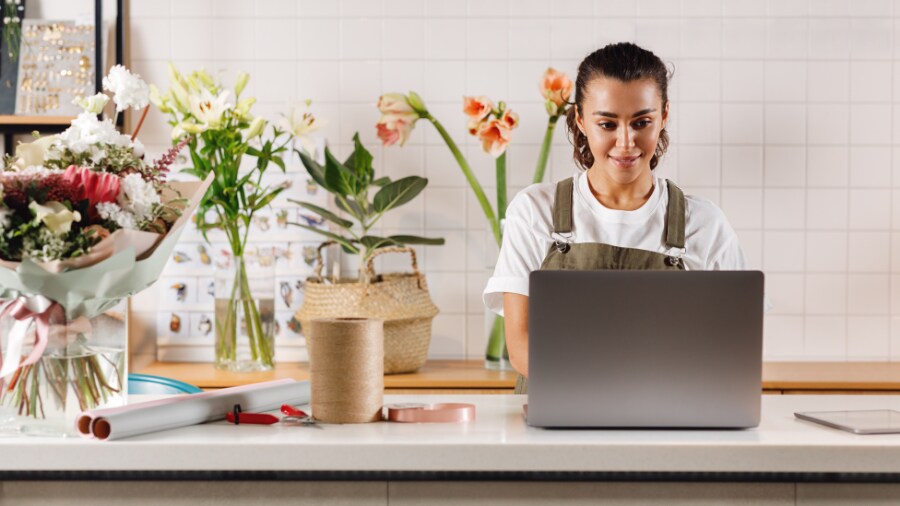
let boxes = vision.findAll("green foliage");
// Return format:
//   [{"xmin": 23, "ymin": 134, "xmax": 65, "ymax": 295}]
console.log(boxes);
[{"xmin": 290, "ymin": 132, "xmax": 443, "ymax": 274}]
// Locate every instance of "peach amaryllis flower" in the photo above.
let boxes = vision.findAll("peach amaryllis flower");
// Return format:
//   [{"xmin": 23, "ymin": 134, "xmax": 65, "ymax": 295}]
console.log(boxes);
[
  {"xmin": 477, "ymin": 119, "xmax": 512, "ymax": 158},
  {"xmin": 500, "ymin": 109, "xmax": 519, "ymax": 130},
  {"xmin": 540, "ymin": 67, "xmax": 573, "ymax": 116},
  {"xmin": 462, "ymin": 96, "xmax": 493, "ymax": 123},
  {"xmin": 376, "ymin": 93, "xmax": 422, "ymax": 147},
  {"xmin": 376, "ymin": 114, "xmax": 416, "ymax": 147}
]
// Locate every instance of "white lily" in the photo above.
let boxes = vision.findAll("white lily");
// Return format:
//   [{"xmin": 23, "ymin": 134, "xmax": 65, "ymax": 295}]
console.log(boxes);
[
  {"xmin": 73, "ymin": 93, "xmax": 110, "ymax": 114},
  {"xmin": 29, "ymin": 201, "xmax": 81, "ymax": 235},
  {"xmin": 279, "ymin": 101, "xmax": 324, "ymax": 153},
  {"xmin": 246, "ymin": 117, "xmax": 266, "ymax": 139},
  {"xmin": 189, "ymin": 88, "xmax": 232, "ymax": 130},
  {"xmin": 14, "ymin": 134, "xmax": 59, "ymax": 169}
]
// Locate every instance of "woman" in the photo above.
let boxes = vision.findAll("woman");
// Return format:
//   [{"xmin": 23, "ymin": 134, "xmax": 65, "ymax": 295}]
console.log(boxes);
[{"xmin": 483, "ymin": 42, "xmax": 748, "ymax": 394}]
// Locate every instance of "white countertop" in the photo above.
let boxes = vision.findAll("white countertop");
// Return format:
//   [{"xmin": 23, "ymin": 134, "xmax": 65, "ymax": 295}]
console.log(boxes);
[{"xmin": 4, "ymin": 394, "xmax": 900, "ymax": 474}]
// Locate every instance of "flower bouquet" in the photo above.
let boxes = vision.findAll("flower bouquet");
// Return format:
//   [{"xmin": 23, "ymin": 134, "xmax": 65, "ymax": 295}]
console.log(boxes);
[
  {"xmin": 151, "ymin": 65, "xmax": 300, "ymax": 372},
  {"xmin": 377, "ymin": 68, "xmax": 573, "ymax": 370},
  {"xmin": 0, "ymin": 65, "xmax": 210, "ymax": 436}
]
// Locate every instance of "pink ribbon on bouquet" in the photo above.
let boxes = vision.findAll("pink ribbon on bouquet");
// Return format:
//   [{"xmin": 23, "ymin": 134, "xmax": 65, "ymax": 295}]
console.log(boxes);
[{"xmin": 0, "ymin": 295, "xmax": 63, "ymax": 390}]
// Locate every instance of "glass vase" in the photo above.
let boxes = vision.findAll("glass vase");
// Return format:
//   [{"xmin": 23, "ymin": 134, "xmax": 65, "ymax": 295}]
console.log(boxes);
[
  {"xmin": 484, "ymin": 219, "xmax": 513, "ymax": 370},
  {"xmin": 214, "ymin": 252, "xmax": 276, "ymax": 372},
  {"xmin": 484, "ymin": 312, "xmax": 512, "ymax": 370},
  {"xmin": 0, "ymin": 299, "xmax": 127, "ymax": 437}
]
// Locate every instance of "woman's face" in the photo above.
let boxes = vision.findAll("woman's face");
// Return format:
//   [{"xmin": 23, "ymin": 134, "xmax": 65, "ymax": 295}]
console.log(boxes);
[{"xmin": 575, "ymin": 77, "xmax": 668, "ymax": 185}]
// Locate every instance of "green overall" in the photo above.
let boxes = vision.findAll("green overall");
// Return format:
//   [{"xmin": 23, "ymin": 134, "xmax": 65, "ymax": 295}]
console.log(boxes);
[{"xmin": 514, "ymin": 177, "xmax": 687, "ymax": 394}]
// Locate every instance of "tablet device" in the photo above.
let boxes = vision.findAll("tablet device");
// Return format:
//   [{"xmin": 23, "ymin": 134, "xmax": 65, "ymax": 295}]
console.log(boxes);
[{"xmin": 794, "ymin": 410, "xmax": 900, "ymax": 434}]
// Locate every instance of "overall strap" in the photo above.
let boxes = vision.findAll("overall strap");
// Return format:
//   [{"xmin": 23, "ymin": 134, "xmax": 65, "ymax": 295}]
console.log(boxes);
[
  {"xmin": 553, "ymin": 177, "xmax": 575, "ymax": 234},
  {"xmin": 664, "ymin": 179, "xmax": 686, "ymax": 249}
]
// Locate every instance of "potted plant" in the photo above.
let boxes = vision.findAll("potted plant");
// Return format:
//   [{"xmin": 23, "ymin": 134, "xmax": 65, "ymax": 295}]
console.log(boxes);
[{"xmin": 291, "ymin": 133, "xmax": 444, "ymax": 374}]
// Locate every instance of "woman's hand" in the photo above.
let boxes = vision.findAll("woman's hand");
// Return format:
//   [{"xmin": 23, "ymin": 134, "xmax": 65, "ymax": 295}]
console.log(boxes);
[{"xmin": 503, "ymin": 293, "xmax": 529, "ymax": 377}]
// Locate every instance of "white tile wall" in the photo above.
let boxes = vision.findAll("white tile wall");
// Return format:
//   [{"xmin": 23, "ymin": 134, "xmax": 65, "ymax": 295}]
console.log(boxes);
[{"xmin": 125, "ymin": 0, "xmax": 900, "ymax": 361}]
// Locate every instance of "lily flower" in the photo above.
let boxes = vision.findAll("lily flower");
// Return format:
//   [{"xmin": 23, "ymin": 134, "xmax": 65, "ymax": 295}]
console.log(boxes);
[
  {"xmin": 29, "ymin": 201, "xmax": 81, "ymax": 235},
  {"xmin": 189, "ymin": 88, "xmax": 232, "ymax": 130},
  {"xmin": 280, "ymin": 100, "xmax": 324, "ymax": 153}
]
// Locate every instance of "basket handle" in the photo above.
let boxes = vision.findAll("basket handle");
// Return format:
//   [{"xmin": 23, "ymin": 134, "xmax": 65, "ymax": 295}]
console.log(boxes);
[
  {"xmin": 365, "ymin": 246, "xmax": 425, "ymax": 289},
  {"xmin": 313, "ymin": 241, "xmax": 336, "ymax": 283}
]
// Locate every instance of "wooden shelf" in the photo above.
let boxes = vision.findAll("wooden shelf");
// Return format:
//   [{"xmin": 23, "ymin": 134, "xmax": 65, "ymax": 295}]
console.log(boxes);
[
  {"xmin": 0, "ymin": 115, "xmax": 74, "ymax": 126},
  {"xmin": 137, "ymin": 360, "xmax": 900, "ymax": 393},
  {"xmin": 136, "ymin": 359, "xmax": 519, "ymax": 390}
]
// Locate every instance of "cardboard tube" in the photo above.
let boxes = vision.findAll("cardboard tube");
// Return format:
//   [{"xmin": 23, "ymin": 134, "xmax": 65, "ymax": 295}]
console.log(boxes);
[{"xmin": 309, "ymin": 318, "xmax": 383, "ymax": 423}]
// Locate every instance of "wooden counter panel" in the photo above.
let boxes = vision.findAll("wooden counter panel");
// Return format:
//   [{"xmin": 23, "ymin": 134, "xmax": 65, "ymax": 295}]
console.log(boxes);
[
  {"xmin": 138, "ymin": 361, "xmax": 900, "ymax": 392},
  {"xmin": 763, "ymin": 362, "xmax": 900, "ymax": 390}
]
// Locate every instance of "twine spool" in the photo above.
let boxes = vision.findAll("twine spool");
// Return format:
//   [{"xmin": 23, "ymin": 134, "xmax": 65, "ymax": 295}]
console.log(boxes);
[{"xmin": 308, "ymin": 317, "xmax": 384, "ymax": 423}]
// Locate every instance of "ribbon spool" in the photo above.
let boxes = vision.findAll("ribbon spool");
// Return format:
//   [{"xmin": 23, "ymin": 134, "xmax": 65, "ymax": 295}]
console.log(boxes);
[
  {"xmin": 386, "ymin": 403, "xmax": 476, "ymax": 423},
  {"xmin": 308, "ymin": 317, "xmax": 384, "ymax": 423}
]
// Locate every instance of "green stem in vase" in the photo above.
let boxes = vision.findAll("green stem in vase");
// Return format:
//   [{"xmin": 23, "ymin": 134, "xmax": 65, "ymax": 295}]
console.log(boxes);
[
  {"xmin": 485, "ymin": 315, "xmax": 506, "ymax": 362},
  {"xmin": 533, "ymin": 115, "xmax": 560, "ymax": 184},
  {"xmin": 425, "ymin": 114, "xmax": 501, "ymax": 246}
]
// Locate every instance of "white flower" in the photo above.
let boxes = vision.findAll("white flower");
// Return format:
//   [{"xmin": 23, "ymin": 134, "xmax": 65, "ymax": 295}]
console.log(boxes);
[
  {"xmin": 189, "ymin": 88, "xmax": 231, "ymax": 130},
  {"xmin": 29, "ymin": 201, "xmax": 81, "ymax": 235},
  {"xmin": 96, "ymin": 202, "xmax": 137, "ymax": 230},
  {"xmin": 58, "ymin": 112, "xmax": 132, "ymax": 154},
  {"xmin": 12, "ymin": 134, "xmax": 59, "ymax": 170},
  {"xmin": 18, "ymin": 166, "xmax": 63, "ymax": 177},
  {"xmin": 102, "ymin": 65, "xmax": 150, "ymax": 112},
  {"xmin": 0, "ymin": 208, "xmax": 10, "ymax": 230},
  {"xmin": 117, "ymin": 173, "xmax": 160, "ymax": 222},
  {"xmin": 73, "ymin": 93, "xmax": 110, "ymax": 114},
  {"xmin": 280, "ymin": 101, "xmax": 324, "ymax": 154},
  {"xmin": 246, "ymin": 117, "xmax": 266, "ymax": 139}
]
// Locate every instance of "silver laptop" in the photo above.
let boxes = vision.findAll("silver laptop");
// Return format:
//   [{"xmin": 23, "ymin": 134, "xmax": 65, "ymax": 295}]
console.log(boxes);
[{"xmin": 526, "ymin": 270, "xmax": 764, "ymax": 429}]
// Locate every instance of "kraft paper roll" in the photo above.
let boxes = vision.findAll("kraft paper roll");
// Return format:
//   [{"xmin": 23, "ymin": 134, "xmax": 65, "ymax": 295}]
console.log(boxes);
[{"xmin": 309, "ymin": 317, "xmax": 383, "ymax": 423}]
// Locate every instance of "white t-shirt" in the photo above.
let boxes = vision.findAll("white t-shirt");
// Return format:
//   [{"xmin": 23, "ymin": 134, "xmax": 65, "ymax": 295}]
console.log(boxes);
[{"xmin": 483, "ymin": 172, "xmax": 748, "ymax": 316}]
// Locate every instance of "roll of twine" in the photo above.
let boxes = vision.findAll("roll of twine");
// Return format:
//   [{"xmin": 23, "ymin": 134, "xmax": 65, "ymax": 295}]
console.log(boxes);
[{"xmin": 308, "ymin": 317, "xmax": 384, "ymax": 423}]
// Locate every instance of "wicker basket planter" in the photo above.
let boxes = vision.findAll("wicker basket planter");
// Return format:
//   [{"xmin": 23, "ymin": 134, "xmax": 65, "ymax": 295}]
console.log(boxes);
[{"xmin": 295, "ymin": 245, "xmax": 438, "ymax": 374}]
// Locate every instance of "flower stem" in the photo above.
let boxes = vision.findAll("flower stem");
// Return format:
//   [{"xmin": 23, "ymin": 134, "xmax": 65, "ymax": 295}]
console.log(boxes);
[
  {"xmin": 533, "ymin": 115, "xmax": 560, "ymax": 184},
  {"xmin": 425, "ymin": 114, "xmax": 501, "ymax": 245},
  {"xmin": 496, "ymin": 152, "xmax": 507, "ymax": 222}
]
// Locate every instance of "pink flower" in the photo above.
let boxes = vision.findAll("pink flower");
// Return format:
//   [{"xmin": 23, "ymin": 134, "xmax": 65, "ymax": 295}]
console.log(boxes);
[
  {"xmin": 376, "ymin": 93, "xmax": 420, "ymax": 147},
  {"xmin": 376, "ymin": 114, "xmax": 415, "ymax": 147},
  {"xmin": 540, "ymin": 68, "xmax": 573, "ymax": 116},
  {"xmin": 476, "ymin": 119, "xmax": 512, "ymax": 158},
  {"xmin": 62, "ymin": 165, "xmax": 121, "ymax": 218},
  {"xmin": 463, "ymin": 96, "xmax": 493, "ymax": 122},
  {"xmin": 377, "ymin": 93, "xmax": 416, "ymax": 115}
]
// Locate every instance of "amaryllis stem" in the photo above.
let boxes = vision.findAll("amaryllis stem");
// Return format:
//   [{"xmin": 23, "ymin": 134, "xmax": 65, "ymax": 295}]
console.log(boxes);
[
  {"xmin": 496, "ymin": 152, "xmax": 507, "ymax": 222},
  {"xmin": 533, "ymin": 115, "xmax": 560, "ymax": 184},
  {"xmin": 424, "ymin": 114, "xmax": 501, "ymax": 245}
]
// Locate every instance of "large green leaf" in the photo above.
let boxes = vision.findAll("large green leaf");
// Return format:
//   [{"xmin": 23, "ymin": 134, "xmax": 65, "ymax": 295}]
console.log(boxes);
[
  {"xmin": 343, "ymin": 133, "xmax": 374, "ymax": 191},
  {"xmin": 296, "ymin": 148, "xmax": 330, "ymax": 192},
  {"xmin": 388, "ymin": 235, "xmax": 445, "ymax": 246},
  {"xmin": 323, "ymin": 147, "xmax": 356, "ymax": 198},
  {"xmin": 334, "ymin": 196, "xmax": 368, "ymax": 220},
  {"xmin": 290, "ymin": 223, "xmax": 359, "ymax": 254},
  {"xmin": 359, "ymin": 235, "xmax": 399, "ymax": 250},
  {"xmin": 288, "ymin": 199, "xmax": 353, "ymax": 229},
  {"xmin": 371, "ymin": 177, "xmax": 391, "ymax": 187},
  {"xmin": 372, "ymin": 176, "xmax": 427, "ymax": 213}
]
